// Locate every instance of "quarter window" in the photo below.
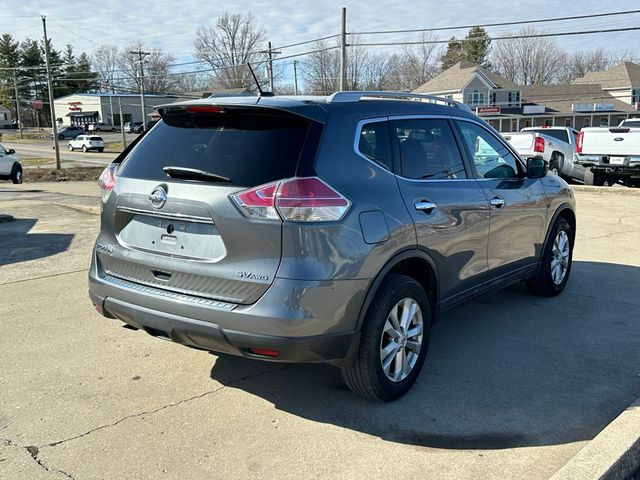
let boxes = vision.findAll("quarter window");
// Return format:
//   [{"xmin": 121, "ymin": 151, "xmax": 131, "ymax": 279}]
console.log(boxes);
[
  {"xmin": 391, "ymin": 118, "xmax": 467, "ymax": 180},
  {"xmin": 358, "ymin": 121, "xmax": 392, "ymax": 171},
  {"xmin": 455, "ymin": 120, "xmax": 520, "ymax": 179}
]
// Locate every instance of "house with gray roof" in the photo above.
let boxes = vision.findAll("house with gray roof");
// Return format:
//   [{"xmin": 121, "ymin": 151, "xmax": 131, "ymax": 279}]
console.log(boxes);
[{"xmin": 414, "ymin": 61, "xmax": 640, "ymax": 132}]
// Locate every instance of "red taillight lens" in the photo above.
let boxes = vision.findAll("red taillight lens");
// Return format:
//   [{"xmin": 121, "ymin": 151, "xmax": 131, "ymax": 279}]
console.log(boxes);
[
  {"xmin": 185, "ymin": 105, "xmax": 223, "ymax": 114},
  {"xmin": 230, "ymin": 177, "xmax": 351, "ymax": 222},
  {"xmin": 248, "ymin": 348, "xmax": 280, "ymax": 357},
  {"xmin": 534, "ymin": 136, "xmax": 545, "ymax": 153},
  {"xmin": 98, "ymin": 163, "xmax": 118, "ymax": 202},
  {"xmin": 576, "ymin": 131, "xmax": 584, "ymax": 154}
]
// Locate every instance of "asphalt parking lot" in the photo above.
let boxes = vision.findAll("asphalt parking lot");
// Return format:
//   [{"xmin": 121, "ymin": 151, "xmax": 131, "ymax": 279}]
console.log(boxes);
[{"xmin": 0, "ymin": 183, "xmax": 639, "ymax": 479}]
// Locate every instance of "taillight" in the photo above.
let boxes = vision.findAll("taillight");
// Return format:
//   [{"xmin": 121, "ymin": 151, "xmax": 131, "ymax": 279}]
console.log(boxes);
[
  {"xmin": 576, "ymin": 131, "xmax": 584, "ymax": 154},
  {"xmin": 98, "ymin": 163, "xmax": 118, "ymax": 202},
  {"xmin": 534, "ymin": 136, "xmax": 545, "ymax": 153},
  {"xmin": 231, "ymin": 177, "xmax": 351, "ymax": 222}
]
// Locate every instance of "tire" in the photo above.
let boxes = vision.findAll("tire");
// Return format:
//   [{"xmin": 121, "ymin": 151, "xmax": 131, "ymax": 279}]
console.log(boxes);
[
  {"xmin": 82, "ymin": 145, "xmax": 87, "ymax": 153},
  {"xmin": 58, "ymin": 134, "xmax": 64, "ymax": 140},
  {"xmin": 98, "ymin": 148, "xmax": 104, "ymax": 153},
  {"xmin": 549, "ymin": 153, "xmax": 564, "ymax": 178},
  {"xmin": 11, "ymin": 164, "xmax": 22, "ymax": 184},
  {"xmin": 526, "ymin": 217, "xmax": 573, "ymax": 297},
  {"xmin": 68, "ymin": 144, "xmax": 74, "ymax": 151},
  {"xmin": 341, "ymin": 274, "xmax": 432, "ymax": 402}
]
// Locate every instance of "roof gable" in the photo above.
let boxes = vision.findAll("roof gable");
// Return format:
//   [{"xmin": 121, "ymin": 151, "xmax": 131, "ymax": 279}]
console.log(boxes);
[
  {"xmin": 414, "ymin": 61, "xmax": 519, "ymax": 94},
  {"xmin": 573, "ymin": 62, "xmax": 640, "ymax": 89}
]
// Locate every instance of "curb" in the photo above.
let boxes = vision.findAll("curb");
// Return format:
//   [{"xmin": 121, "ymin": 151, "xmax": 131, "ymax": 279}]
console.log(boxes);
[
  {"xmin": 571, "ymin": 185, "xmax": 640, "ymax": 195},
  {"xmin": 549, "ymin": 397, "xmax": 640, "ymax": 480}
]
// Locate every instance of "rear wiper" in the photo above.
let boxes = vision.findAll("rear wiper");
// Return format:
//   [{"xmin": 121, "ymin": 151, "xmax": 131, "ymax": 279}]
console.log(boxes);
[{"xmin": 163, "ymin": 166, "xmax": 231, "ymax": 183}]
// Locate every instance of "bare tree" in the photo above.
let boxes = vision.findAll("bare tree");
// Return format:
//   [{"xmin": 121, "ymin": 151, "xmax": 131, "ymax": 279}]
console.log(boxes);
[
  {"xmin": 118, "ymin": 41, "xmax": 177, "ymax": 94},
  {"xmin": 558, "ymin": 49, "xmax": 614, "ymax": 83},
  {"xmin": 490, "ymin": 28, "xmax": 567, "ymax": 85},
  {"xmin": 387, "ymin": 32, "xmax": 441, "ymax": 90},
  {"xmin": 92, "ymin": 44, "xmax": 120, "ymax": 92},
  {"xmin": 194, "ymin": 12, "xmax": 267, "ymax": 89}
]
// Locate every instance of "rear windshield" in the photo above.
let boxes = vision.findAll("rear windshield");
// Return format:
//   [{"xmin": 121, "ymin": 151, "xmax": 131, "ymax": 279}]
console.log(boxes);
[
  {"xmin": 89, "ymin": 136, "xmax": 103, "ymax": 141},
  {"xmin": 117, "ymin": 108, "xmax": 313, "ymax": 187},
  {"xmin": 528, "ymin": 129, "xmax": 569, "ymax": 143}
]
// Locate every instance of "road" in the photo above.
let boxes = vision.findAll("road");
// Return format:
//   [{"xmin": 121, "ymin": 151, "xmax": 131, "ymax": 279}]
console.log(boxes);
[{"xmin": 0, "ymin": 183, "xmax": 638, "ymax": 480}]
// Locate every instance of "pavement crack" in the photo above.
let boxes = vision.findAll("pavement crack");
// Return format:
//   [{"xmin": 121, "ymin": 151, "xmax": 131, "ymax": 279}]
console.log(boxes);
[
  {"xmin": 3, "ymin": 439, "xmax": 76, "ymax": 479},
  {"xmin": 41, "ymin": 364, "xmax": 288, "ymax": 449}
]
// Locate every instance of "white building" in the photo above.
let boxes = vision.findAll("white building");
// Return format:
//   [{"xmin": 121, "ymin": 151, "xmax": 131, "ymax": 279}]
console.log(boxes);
[
  {"xmin": 53, "ymin": 93, "xmax": 178, "ymax": 128},
  {"xmin": 0, "ymin": 104, "xmax": 13, "ymax": 128}
]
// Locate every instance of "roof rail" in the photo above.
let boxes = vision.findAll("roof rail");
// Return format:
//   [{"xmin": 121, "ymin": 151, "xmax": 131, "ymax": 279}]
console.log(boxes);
[{"xmin": 327, "ymin": 91, "xmax": 472, "ymax": 112}]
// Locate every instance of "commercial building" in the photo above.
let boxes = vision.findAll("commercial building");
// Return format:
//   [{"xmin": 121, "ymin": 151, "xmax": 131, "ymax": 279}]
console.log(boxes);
[
  {"xmin": 53, "ymin": 93, "xmax": 178, "ymax": 129},
  {"xmin": 0, "ymin": 104, "xmax": 13, "ymax": 128},
  {"xmin": 414, "ymin": 61, "xmax": 640, "ymax": 132}
]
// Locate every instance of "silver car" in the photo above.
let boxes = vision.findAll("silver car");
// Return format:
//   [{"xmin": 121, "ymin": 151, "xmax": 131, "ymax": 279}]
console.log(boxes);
[{"xmin": 89, "ymin": 92, "xmax": 576, "ymax": 401}]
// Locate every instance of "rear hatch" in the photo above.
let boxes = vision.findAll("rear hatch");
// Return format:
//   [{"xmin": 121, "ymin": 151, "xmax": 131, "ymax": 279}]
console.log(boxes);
[
  {"xmin": 99, "ymin": 104, "xmax": 323, "ymax": 305},
  {"xmin": 580, "ymin": 127, "xmax": 640, "ymax": 156},
  {"xmin": 501, "ymin": 132, "xmax": 534, "ymax": 154}
]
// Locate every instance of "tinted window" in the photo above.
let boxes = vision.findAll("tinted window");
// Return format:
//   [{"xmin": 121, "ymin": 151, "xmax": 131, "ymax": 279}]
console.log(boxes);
[
  {"xmin": 391, "ymin": 118, "xmax": 467, "ymax": 180},
  {"xmin": 358, "ymin": 121, "xmax": 392, "ymax": 171},
  {"xmin": 528, "ymin": 129, "xmax": 569, "ymax": 143},
  {"xmin": 118, "ymin": 109, "xmax": 315, "ymax": 187},
  {"xmin": 455, "ymin": 120, "xmax": 520, "ymax": 179}
]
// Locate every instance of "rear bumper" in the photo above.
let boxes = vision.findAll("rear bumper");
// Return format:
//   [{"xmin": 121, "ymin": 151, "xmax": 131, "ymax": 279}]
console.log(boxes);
[
  {"xmin": 576, "ymin": 155, "xmax": 640, "ymax": 174},
  {"xmin": 88, "ymin": 256, "xmax": 367, "ymax": 365}
]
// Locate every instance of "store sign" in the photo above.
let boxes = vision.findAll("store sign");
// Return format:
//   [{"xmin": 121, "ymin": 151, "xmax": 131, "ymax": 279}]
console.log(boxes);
[
  {"xmin": 31, "ymin": 99, "xmax": 43, "ymax": 110},
  {"xmin": 476, "ymin": 106, "xmax": 500, "ymax": 115},
  {"xmin": 68, "ymin": 101, "xmax": 82, "ymax": 112},
  {"xmin": 523, "ymin": 105, "xmax": 545, "ymax": 114},
  {"xmin": 572, "ymin": 103, "xmax": 614, "ymax": 112}
]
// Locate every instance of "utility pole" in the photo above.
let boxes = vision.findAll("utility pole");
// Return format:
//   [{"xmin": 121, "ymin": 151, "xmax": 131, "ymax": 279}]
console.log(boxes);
[
  {"xmin": 293, "ymin": 60, "xmax": 299, "ymax": 95},
  {"xmin": 267, "ymin": 41, "xmax": 274, "ymax": 92},
  {"xmin": 339, "ymin": 7, "xmax": 347, "ymax": 92},
  {"xmin": 42, "ymin": 15, "xmax": 61, "ymax": 170},
  {"xmin": 129, "ymin": 50, "xmax": 150, "ymax": 131},
  {"xmin": 12, "ymin": 74, "xmax": 22, "ymax": 139},
  {"xmin": 118, "ymin": 97, "xmax": 127, "ymax": 149}
]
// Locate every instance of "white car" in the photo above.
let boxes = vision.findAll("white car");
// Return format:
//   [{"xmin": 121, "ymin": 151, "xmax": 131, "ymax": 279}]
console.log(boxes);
[
  {"xmin": 68, "ymin": 135, "xmax": 105, "ymax": 153},
  {"xmin": 0, "ymin": 143, "xmax": 22, "ymax": 184},
  {"xmin": 88, "ymin": 122, "xmax": 117, "ymax": 132}
]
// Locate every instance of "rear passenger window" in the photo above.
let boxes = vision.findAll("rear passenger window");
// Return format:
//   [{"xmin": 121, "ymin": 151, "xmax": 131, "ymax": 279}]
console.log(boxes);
[
  {"xmin": 358, "ymin": 121, "xmax": 392, "ymax": 171},
  {"xmin": 390, "ymin": 118, "xmax": 467, "ymax": 180}
]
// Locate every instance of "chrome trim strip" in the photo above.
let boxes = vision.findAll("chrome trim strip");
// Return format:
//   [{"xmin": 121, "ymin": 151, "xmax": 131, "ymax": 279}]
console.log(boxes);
[
  {"xmin": 99, "ymin": 273, "xmax": 237, "ymax": 311},
  {"xmin": 116, "ymin": 206, "xmax": 214, "ymax": 224}
]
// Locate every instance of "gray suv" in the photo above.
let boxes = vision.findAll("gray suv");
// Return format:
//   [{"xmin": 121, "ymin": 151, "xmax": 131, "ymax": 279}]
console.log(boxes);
[{"xmin": 89, "ymin": 92, "xmax": 576, "ymax": 401}]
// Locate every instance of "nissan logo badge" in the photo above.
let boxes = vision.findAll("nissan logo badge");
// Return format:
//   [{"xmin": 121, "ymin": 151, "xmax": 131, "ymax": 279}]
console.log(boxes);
[
  {"xmin": 149, "ymin": 186, "xmax": 167, "ymax": 209},
  {"xmin": 614, "ymin": 137, "xmax": 624, "ymax": 142}
]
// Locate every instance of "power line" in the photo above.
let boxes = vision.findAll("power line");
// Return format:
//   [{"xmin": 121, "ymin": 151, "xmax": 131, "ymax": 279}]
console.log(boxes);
[{"xmin": 352, "ymin": 8, "xmax": 640, "ymax": 36}]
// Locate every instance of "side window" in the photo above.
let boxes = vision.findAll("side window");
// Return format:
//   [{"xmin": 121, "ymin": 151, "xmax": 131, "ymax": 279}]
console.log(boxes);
[
  {"xmin": 455, "ymin": 120, "xmax": 520, "ymax": 179},
  {"xmin": 390, "ymin": 118, "xmax": 467, "ymax": 180},
  {"xmin": 358, "ymin": 121, "xmax": 392, "ymax": 171}
]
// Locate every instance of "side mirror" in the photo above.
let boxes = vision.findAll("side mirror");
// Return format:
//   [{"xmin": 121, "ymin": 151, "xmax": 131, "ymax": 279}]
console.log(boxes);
[
  {"xmin": 527, "ymin": 156, "xmax": 547, "ymax": 178},
  {"xmin": 7, "ymin": 149, "xmax": 15, "ymax": 155}
]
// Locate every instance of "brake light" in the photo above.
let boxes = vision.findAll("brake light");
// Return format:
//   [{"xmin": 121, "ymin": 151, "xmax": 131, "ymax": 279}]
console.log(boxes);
[
  {"xmin": 98, "ymin": 163, "xmax": 118, "ymax": 202},
  {"xmin": 230, "ymin": 177, "xmax": 351, "ymax": 222},
  {"xmin": 185, "ymin": 105, "xmax": 223, "ymax": 114},
  {"xmin": 576, "ymin": 131, "xmax": 584, "ymax": 154},
  {"xmin": 534, "ymin": 136, "xmax": 545, "ymax": 153}
]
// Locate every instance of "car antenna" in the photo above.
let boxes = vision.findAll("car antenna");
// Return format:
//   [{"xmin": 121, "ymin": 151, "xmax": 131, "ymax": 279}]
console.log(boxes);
[{"xmin": 247, "ymin": 63, "xmax": 274, "ymax": 97}]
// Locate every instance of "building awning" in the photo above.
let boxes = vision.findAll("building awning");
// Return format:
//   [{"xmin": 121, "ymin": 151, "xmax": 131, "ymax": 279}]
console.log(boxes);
[{"xmin": 65, "ymin": 111, "xmax": 98, "ymax": 117}]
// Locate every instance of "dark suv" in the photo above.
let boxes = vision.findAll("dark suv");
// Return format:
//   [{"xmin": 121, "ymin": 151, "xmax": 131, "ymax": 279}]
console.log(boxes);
[{"xmin": 89, "ymin": 92, "xmax": 576, "ymax": 401}]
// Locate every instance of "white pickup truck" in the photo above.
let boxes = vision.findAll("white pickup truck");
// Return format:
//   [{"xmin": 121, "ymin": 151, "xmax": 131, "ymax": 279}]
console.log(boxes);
[
  {"xmin": 501, "ymin": 127, "xmax": 585, "ymax": 183},
  {"xmin": 576, "ymin": 119, "xmax": 640, "ymax": 187}
]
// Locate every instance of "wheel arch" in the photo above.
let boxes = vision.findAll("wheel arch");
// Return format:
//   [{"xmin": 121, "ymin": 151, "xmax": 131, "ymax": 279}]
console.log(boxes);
[{"xmin": 542, "ymin": 203, "xmax": 576, "ymax": 257}]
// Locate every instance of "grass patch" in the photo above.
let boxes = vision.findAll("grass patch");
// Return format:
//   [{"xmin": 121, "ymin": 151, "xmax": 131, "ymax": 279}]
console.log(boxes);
[
  {"xmin": 103, "ymin": 141, "xmax": 124, "ymax": 152},
  {"xmin": 24, "ymin": 166, "xmax": 104, "ymax": 182},
  {"xmin": 1, "ymin": 132, "xmax": 50, "ymax": 141},
  {"xmin": 19, "ymin": 157, "xmax": 54, "ymax": 167}
]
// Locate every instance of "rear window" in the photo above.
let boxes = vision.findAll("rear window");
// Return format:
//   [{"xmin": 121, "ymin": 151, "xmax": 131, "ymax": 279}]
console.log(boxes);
[
  {"xmin": 89, "ymin": 136, "xmax": 102, "ymax": 141},
  {"xmin": 117, "ymin": 108, "xmax": 314, "ymax": 187}
]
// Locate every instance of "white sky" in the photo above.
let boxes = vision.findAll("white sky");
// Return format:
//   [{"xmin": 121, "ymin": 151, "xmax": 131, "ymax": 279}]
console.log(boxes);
[{"xmin": 3, "ymin": 0, "xmax": 640, "ymax": 83}]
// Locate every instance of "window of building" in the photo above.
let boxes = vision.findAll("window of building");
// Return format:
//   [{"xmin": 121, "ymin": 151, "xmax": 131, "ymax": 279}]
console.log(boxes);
[
  {"xmin": 390, "ymin": 118, "xmax": 468, "ymax": 180},
  {"xmin": 466, "ymin": 90, "xmax": 485, "ymax": 107},
  {"xmin": 583, "ymin": 117, "xmax": 590, "ymax": 127},
  {"xmin": 490, "ymin": 92, "xmax": 497, "ymax": 105},
  {"xmin": 565, "ymin": 118, "xmax": 571, "ymax": 127},
  {"xmin": 508, "ymin": 91, "xmax": 520, "ymax": 107},
  {"xmin": 632, "ymin": 89, "xmax": 640, "ymax": 104},
  {"xmin": 0, "ymin": 113, "xmax": 6, "ymax": 121},
  {"xmin": 544, "ymin": 119, "xmax": 552, "ymax": 127}
]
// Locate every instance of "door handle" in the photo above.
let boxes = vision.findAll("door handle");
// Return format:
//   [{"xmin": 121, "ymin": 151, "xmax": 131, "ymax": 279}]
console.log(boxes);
[
  {"xmin": 414, "ymin": 201, "xmax": 437, "ymax": 213},
  {"xmin": 490, "ymin": 197, "xmax": 506, "ymax": 209}
]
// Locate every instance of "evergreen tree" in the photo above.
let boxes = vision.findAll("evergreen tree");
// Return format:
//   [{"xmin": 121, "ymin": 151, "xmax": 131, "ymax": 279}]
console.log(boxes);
[
  {"xmin": 0, "ymin": 34, "xmax": 20, "ymax": 117},
  {"xmin": 440, "ymin": 37, "xmax": 463, "ymax": 70},
  {"xmin": 464, "ymin": 26, "xmax": 491, "ymax": 68}
]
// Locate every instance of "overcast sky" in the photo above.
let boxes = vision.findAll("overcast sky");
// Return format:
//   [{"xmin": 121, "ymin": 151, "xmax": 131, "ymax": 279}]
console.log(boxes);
[{"xmin": 3, "ymin": 0, "xmax": 639, "ymax": 81}]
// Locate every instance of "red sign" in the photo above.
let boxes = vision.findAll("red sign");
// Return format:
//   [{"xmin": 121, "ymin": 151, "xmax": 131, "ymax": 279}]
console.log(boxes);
[
  {"xmin": 31, "ymin": 99, "xmax": 43, "ymax": 110},
  {"xmin": 476, "ymin": 106, "xmax": 501, "ymax": 115},
  {"xmin": 68, "ymin": 101, "xmax": 82, "ymax": 112}
]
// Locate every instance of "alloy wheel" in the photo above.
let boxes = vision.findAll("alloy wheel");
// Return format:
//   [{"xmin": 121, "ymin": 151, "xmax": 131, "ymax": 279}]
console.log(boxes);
[{"xmin": 551, "ymin": 230, "xmax": 570, "ymax": 285}]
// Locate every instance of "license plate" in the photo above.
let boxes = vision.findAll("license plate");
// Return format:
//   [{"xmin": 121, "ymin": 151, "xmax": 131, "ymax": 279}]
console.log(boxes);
[{"xmin": 610, "ymin": 156, "xmax": 625, "ymax": 165}]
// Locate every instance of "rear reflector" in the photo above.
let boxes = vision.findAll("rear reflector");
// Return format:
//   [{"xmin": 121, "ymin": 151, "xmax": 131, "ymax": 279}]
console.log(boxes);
[
  {"xmin": 231, "ymin": 177, "xmax": 351, "ymax": 222},
  {"xmin": 249, "ymin": 348, "xmax": 280, "ymax": 357}
]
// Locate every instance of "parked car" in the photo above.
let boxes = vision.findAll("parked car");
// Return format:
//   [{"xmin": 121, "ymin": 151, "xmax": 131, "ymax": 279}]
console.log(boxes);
[
  {"xmin": 68, "ymin": 135, "xmax": 105, "ymax": 152},
  {"xmin": 0, "ymin": 143, "xmax": 21, "ymax": 183},
  {"xmin": 89, "ymin": 92, "xmax": 576, "ymax": 401},
  {"xmin": 125, "ymin": 122, "xmax": 143, "ymax": 133},
  {"xmin": 53, "ymin": 125, "xmax": 85, "ymax": 140},
  {"xmin": 576, "ymin": 120, "xmax": 640, "ymax": 187},
  {"xmin": 131, "ymin": 120, "xmax": 157, "ymax": 134},
  {"xmin": 88, "ymin": 122, "xmax": 117, "ymax": 132},
  {"xmin": 502, "ymin": 127, "xmax": 585, "ymax": 183}
]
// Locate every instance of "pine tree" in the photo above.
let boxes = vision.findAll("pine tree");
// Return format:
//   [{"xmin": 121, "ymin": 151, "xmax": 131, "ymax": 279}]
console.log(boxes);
[
  {"xmin": 0, "ymin": 34, "xmax": 20, "ymax": 117},
  {"xmin": 440, "ymin": 37, "xmax": 464, "ymax": 70},
  {"xmin": 463, "ymin": 26, "xmax": 491, "ymax": 68}
]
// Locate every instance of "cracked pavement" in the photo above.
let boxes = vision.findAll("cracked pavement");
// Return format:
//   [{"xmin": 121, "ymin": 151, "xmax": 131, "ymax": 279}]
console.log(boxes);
[{"xmin": 1, "ymin": 183, "xmax": 639, "ymax": 479}]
